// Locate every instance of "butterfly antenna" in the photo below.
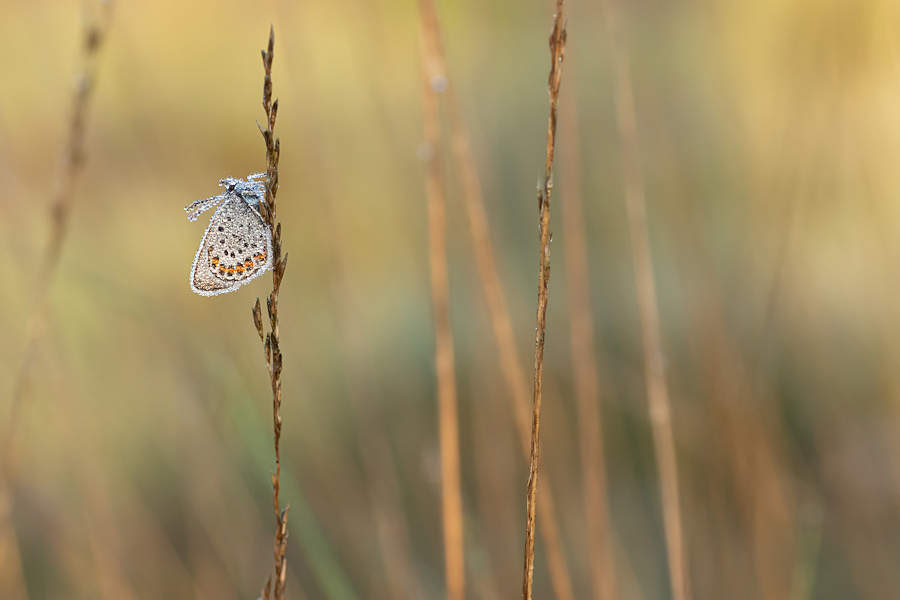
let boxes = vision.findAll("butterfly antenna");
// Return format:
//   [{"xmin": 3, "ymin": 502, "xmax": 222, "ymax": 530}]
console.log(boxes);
[{"xmin": 184, "ymin": 192, "xmax": 227, "ymax": 222}]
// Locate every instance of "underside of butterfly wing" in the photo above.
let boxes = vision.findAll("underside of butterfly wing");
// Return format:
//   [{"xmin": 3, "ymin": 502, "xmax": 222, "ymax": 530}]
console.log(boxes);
[{"xmin": 189, "ymin": 196, "xmax": 273, "ymax": 296}]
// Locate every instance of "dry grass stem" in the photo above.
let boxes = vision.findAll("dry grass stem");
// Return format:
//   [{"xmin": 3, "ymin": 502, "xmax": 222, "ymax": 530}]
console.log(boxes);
[
  {"xmin": 3, "ymin": 0, "xmax": 112, "ymax": 492},
  {"xmin": 559, "ymin": 83, "xmax": 618, "ymax": 600},
  {"xmin": 420, "ymin": 20, "xmax": 466, "ymax": 599},
  {"xmin": 418, "ymin": 1, "xmax": 575, "ymax": 597},
  {"xmin": 597, "ymin": 0, "xmax": 690, "ymax": 598},
  {"xmin": 252, "ymin": 26, "xmax": 290, "ymax": 600},
  {"xmin": 0, "ymin": 5, "xmax": 112, "ymax": 598},
  {"xmin": 522, "ymin": 4, "xmax": 566, "ymax": 600}
]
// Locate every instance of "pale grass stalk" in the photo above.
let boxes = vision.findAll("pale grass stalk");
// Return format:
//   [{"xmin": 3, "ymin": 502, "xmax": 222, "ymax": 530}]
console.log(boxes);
[
  {"xmin": 694, "ymin": 303, "xmax": 795, "ymax": 599},
  {"xmin": 252, "ymin": 26, "xmax": 289, "ymax": 600},
  {"xmin": 522, "ymin": 4, "xmax": 566, "ymax": 599},
  {"xmin": 417, "ymin": 1, "xmax": 575, "ymax": 597},
  {"xmin": 2, "ymin": 0, "xmax": 111, "ymax": 493},
  {"xmin": 419, "ymin": 8, "xmax": 466, "ymax": 599},
  {"xmin": 559, "ymin": 80, "xmax": 618, "ymax": 600},
  {"xmin": 656, "ymin": 122, "xmax": 795, "ymax": 598},
  {"xmin": 0, "ymin": 5, "xmax": 112, "ymax": 598},
  {"xmin": 597, "ymin": 0, "xmax": 691, "ymax": 598}
]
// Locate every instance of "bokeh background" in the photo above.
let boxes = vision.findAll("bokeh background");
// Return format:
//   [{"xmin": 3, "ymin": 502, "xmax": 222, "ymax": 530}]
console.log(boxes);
[{"xmin": 3, "ymin": 0, "xmax": 900, "ymax": 598}]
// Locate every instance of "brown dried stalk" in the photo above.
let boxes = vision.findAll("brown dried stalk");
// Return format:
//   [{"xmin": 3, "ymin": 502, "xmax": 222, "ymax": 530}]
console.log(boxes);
[
  {"xmin": 420, "ymin": 24, "xmax": 466, "ymax": 600},
  {"xmin": 252, "ymin": 25, "xmax": 289, "ymax": 600},
  {"xmin": 597, "ymin": 0, "xmax": 691, "ymax": 598},
  {"xmin": 522, "ymin": 4, "xmax": 566, "ymax": 600},
  {"xmin": 0, "ymin": 5, "xmax": 112, "ymax": 597},
  {"xmin": 559, "ymin": 83, "xmax": 618, "ymax": 600},
  {"xmin": 417, "ymin": 1, "xmax": 574, "ymax": 597},
  {"xmin": 3, "ymin": 0, "xmax": 112, "ymax": 492}
]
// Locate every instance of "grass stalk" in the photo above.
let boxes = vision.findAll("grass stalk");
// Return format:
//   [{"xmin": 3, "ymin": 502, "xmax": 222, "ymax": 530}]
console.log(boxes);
[
  {"xmin": 522, "ymin": 5, "xmax": 566, "ymax": 599},
  {"xmin": 559, "ymin": 77, "xmax": 618, "ymax": 600},
  {"xmin": 596, "ymin": 1, "xmax": 691, "ymax": 598},
  {"xmin": 0, "ymin": 5, "xmax": 111, "ymax": 597},
  {"xmin": 420, "ymin": 23, "xmax": 466, "ymax": 599},
  {"xmin": 2, "ymin": 0, "xmax": 112, "ymax": 493},
  {"xmin": 251, "ymin": 26, "xmax": 290, "ymax": 600},
  {"xmin": 417, "ymin": 1, "xmax": 575, "ymax": 597}
]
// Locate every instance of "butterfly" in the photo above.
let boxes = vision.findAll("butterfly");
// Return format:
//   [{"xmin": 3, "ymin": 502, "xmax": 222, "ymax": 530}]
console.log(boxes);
[{"xmin": 185, "ymin": 173, "xmax": 273, "ymax": 296}]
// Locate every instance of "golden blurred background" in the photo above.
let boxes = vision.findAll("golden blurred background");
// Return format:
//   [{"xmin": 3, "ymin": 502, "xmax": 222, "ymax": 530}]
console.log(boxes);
[{"xmin": 3, "ymin": 0, "xmax": 900, "ymax": 598}]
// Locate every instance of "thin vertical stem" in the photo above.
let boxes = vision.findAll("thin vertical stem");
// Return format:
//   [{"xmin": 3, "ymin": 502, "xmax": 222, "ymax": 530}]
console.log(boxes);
[
  {"xmin": 597, "ymin": 1, "xmax": 691, "ymax": 598},
  {"xmin": 2, "ymin": 0, "xmax": 112, "ymax": 493},
  {"xmin": 420, "ymin": 17, "xmax": 466, "ymax": 600},
  {"xmin": 417, "ymin": 1, "xmax": 575, "ymax": 597},
  {"xmin": 252, "ymin": 25, "xmax": 289, "ymax": 600},
  {"xmin": 559, "ymin": 79, "xmax": 618, "ymax": 600},
  {"xmin": 1, "ymin": 5, "xmax": 112, "ymax": 598},
  {"xmin": 523, "ymin": 4, "xmax": 567, "ymax": 600}
]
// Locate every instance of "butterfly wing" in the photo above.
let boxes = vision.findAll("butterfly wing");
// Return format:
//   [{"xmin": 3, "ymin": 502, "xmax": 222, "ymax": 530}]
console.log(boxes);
[{"xmin": 190, "ymin": 196, "xmax": 273, "ymax": 296}]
